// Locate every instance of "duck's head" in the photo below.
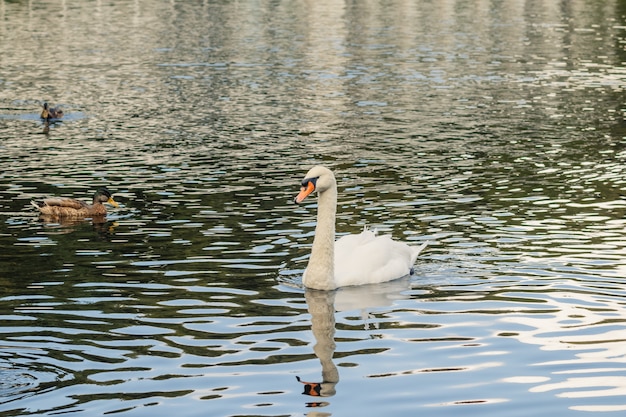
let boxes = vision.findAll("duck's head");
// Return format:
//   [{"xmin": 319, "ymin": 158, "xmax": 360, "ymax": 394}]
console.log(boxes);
[
  {"xmin": 41, "ymin": 102, "xmax": 49, "ymax": 119},
  {"xmin": 94, "ymin": 188, "xmax": 119, "ymax": 208},
  {"xmin": 294, "ymin": 165, "xmax": 335, "ymax": 204}
]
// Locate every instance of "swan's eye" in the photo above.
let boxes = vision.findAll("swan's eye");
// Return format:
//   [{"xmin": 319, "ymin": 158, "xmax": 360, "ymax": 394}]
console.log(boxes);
[{"xmin": 301, "ymin": 177, "xmax": 318, "ymax": 189}]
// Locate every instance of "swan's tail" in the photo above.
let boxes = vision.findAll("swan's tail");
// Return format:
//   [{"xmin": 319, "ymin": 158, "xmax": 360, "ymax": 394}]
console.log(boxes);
[{"xmin": 410, "ymin": 241, "xmax": 428, "ymax": 264}]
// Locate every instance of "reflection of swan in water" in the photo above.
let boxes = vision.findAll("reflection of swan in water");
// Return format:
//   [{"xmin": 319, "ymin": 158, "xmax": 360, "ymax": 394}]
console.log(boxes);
[
  {"xmin": 298, "ymin": 289, "xmax": 339, "ymax": 400},
  {"xmin": 335, "ymin": 276, "xmax": 410, "ymax": 327},
  {"xmin": 297, "ymin": 278, "xmax": 410, "ymax": 404}
]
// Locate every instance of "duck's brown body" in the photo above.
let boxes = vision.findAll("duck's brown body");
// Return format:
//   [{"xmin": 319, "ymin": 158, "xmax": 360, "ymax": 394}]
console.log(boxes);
[
  {"xmin": 31, "ymin": 188, "xmax": 118, "ymax": 218},
  {"xmin": 41, "ymin": 102, "xmax": 64, "ymax": 120}
]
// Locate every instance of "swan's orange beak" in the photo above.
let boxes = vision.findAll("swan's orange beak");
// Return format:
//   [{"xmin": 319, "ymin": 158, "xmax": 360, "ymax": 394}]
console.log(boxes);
[{"xmin": 294, "ymin": 180, "xmax": 315, "ymax": 204}]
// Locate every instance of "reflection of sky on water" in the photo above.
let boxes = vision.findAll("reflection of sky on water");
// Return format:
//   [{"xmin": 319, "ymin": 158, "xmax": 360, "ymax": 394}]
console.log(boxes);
[
  {"xmin": 502, "ymin": 284, "xmax": 626, "ymax": 412},
  {"xmin": 1, "ymin": 0, "xmax": 626, "ymax": 415}
]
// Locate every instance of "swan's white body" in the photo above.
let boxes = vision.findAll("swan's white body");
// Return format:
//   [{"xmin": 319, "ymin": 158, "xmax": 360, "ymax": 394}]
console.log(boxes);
[{"xmin": 295, "ymin": 166, "xmax": 427, "ymax": 290}]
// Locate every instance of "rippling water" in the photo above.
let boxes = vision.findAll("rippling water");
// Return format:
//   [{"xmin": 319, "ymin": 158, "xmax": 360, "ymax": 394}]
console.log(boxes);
[{"xmin": 1, "ymin": 0, "xmax": 626, "ymax": 416}]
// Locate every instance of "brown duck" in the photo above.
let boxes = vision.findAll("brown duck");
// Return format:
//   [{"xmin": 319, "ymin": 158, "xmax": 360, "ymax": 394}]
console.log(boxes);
[
  {"xmin": 31, "ymin": 188, "xmax": 119, "ymax": 218},
  {"xmin": 40, "ymin": 102, "xmax": 64, "ymax": 120}
]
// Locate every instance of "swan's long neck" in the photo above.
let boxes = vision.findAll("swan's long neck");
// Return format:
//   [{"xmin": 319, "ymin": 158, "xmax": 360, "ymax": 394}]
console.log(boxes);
[{"xmin": 305, "ymin": 185, "xmax": 337, "ymax": 290}]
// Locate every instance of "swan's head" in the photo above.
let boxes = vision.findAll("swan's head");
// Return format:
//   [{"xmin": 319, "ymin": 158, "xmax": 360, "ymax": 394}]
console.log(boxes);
[{"xmin": 294, "ymin": 165, "xmax": 336, "ymax": 204}]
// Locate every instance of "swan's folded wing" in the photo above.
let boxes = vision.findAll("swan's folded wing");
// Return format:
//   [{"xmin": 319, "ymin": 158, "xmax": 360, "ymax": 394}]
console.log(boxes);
[
  {"xmin": 334, "ymin": 233, "xmax": 420, "ymax": 286},
  {"xmin": 335, "ymin": 229, "xmax": 376, "ymax": 254}
]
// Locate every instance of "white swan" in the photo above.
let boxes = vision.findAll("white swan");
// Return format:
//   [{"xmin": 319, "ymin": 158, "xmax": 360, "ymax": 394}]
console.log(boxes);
[{"xmin": 294, "ymin": 165, "xmax": 427, "ymax": 290}]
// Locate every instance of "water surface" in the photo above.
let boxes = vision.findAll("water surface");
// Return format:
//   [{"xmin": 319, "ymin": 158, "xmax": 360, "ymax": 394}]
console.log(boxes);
[{"xmin": 1, "ymin": 1, "xmax": 626, "ymax": 416}]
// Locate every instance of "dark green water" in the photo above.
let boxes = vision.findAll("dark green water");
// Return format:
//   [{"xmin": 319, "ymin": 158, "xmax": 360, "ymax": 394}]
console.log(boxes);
[{"xmin": 1, "ymin": 1, "xmax": 626, "ymax": 416}]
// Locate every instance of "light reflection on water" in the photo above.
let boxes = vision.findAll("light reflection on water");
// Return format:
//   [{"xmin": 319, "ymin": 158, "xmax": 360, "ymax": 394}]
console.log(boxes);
[{"xmin": 1, "ymin": 0, "xmax": 626, "ymax": 416}]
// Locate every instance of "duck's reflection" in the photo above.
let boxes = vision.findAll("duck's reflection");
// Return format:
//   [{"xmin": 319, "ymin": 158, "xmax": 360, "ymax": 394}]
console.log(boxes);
[
  {"xmin": 35, "ymin": 214, "xmax": 118, "ymax": 237},
  {"xmin": 40, "ymin": 119, "xmax": 63, "ymax": 135},
  {"xmin": 298, "ymin": 277, "xmax": 410, "ymax": 408}
]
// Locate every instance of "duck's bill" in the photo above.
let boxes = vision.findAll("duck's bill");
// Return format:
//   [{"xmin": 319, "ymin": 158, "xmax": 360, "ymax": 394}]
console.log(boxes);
[{"xmin": 107, "ymin": 197, "xmax": 120, "ymax": 208}]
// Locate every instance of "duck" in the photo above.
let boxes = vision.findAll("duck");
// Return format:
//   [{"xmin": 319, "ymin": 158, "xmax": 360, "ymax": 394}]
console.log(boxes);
[
  {"xmin": 31, "ymin": 187, "xmax": 119, "ymax": 218},
  {"xmin": 294, "ymin": 165, "xmax": 427, "ymax": 290},
  {"xmin": 40, "ymin": 102, "xmax": 64, "ymax": 120}
]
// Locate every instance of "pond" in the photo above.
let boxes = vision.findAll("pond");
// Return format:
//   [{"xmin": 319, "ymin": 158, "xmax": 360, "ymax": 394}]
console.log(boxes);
[{"xmin": 1, "ymin": 0, "xmax": 626, "ymax": 416}]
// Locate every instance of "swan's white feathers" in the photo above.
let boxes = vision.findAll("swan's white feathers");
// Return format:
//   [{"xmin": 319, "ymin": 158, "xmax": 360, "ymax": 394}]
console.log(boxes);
[
  {"xmin": 296, "ymin": 165, "xmax": 428, "ymax": 290},
  {"xmin": 334, "ymin": 231, "xmax": 426, "ymax": 287}
]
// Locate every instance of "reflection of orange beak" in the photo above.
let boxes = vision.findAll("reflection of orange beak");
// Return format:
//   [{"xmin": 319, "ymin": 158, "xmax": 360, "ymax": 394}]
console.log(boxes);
[
  {"xmin": 296, "ymin": 376, "xmax": 322, "ymax": 396},
  {"xmin": 294, "ymin": 181, "xmax": 315, "ymax": 204},
  {"xmin": 107, "ymin": 197, "xmax": 119, "ymax": 208}
]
